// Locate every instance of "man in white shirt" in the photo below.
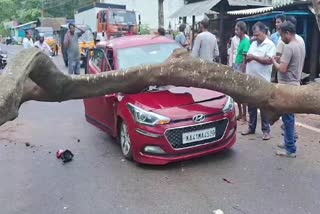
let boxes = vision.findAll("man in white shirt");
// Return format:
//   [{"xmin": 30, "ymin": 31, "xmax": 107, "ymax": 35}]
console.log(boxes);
[
  {"xmin": 34, "ymin": 33, "xmax": 52, "ymax": 55},
  {"xmin": 228, "ymin": 35, "xmax": 239, "ymax": 67},
  {"xmin": 192, "ymin": 19, "xmax": 219, "ymax": 63},
  {"xmin": 22, "ymin": 30, "xmax": 34, "ymax": 49},
  {"xmin": 241, "ymin": 22, "xmax": 276, "ymax": 140}
]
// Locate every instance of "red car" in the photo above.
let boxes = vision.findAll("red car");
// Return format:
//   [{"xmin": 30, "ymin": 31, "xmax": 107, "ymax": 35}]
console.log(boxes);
[{"xmin": 83, "ymin": 35, "xmax": 237, "ymax": 165}]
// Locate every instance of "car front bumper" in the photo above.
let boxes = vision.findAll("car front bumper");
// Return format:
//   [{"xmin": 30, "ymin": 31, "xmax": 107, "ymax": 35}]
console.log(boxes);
[{"xmin": 129, "ymin": 113, "xmax": 237, "ymax": 165}]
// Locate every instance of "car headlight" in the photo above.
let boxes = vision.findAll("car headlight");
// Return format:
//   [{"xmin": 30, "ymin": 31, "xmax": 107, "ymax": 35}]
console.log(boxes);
[
  {"xmin": 128, "ymin": 103, "xmax": 171, "ymax": 126},
  {"xmin": 223, "ymin": 96, "xmax": 234, "ymax": 113}
]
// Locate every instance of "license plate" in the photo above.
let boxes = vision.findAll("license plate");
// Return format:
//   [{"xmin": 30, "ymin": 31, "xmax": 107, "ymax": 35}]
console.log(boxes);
[{"xmin": 182, "ymin": 127, "xmax": 216, "ymax": 144}]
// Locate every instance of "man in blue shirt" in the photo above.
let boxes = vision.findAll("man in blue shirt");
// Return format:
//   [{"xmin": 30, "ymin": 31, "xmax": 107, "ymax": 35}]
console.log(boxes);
[
  {"xmin": 175, "ymin": 24, "xmax": 188, "ymax": 48},
  {"xmin": 270, "ymin": 14, "xmax": 286, "ymax": 46}
]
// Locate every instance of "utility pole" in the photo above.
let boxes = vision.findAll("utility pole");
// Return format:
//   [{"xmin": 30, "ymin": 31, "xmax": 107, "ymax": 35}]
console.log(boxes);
[
  {"xmin": 41, "ymin": 0, "xmax": 44, "ymax": 17},
  {"xmin": 158, "ymin": 0, "xmax": 164, "ymax": 28}
]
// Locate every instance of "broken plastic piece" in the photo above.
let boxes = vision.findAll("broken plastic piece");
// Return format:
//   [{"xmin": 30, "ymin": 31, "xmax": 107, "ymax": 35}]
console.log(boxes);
[{"xmin": 56, "ymin": 149, "xmax": 74, "ymax": 163}]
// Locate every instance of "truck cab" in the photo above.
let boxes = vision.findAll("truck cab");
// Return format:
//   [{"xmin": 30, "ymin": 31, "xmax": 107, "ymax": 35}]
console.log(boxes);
[{"xmin": 97, "ymin": 9, "xmax": 138, "ymax": 40}]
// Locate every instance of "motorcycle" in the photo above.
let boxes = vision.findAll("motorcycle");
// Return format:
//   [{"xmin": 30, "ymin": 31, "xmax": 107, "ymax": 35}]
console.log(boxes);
[{"xmin": 0, "ymin": 50, "xmax": 8, "ymax": 69}]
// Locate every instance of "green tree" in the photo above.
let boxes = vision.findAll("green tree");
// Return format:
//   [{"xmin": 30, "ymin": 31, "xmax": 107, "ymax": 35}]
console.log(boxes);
[
  {"xmin": 0, "ymin": 0, "xmax": 41, "ymax": 24},
  {"xmin": 0, "ymin": 0, "xmax": 19, "ymax": 22}
]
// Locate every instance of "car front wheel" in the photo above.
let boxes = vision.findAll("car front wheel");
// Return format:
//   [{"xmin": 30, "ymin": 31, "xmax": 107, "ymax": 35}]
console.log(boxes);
[{"xmin": 120, "ymin": 121, "xmax": 133, "ymax": 160}]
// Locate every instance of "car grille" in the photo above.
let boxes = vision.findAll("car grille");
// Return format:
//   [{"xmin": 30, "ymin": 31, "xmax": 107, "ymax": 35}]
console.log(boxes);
[{"xmin": 165, "ymin": 119, "xmax": 229, "ymax": 149}]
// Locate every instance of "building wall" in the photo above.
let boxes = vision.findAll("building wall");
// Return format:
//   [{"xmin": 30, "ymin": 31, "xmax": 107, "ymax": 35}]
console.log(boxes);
[{"xmin": 101, "ymin": 0, "xmax": 185, "ymax": 30}]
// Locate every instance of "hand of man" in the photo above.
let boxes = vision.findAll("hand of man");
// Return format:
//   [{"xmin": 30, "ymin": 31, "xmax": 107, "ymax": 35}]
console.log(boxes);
[
  {"xmin": 246, "ymin": 54, "xmax": 255, "ymax": 62},
  {"xmin": 273, "ymin": 56, "xmax": 280, "ymax": 63}
]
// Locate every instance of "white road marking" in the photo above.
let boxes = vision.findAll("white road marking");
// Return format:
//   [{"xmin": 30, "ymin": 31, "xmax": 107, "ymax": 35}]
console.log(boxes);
[{"xmin": 296, "ymin": 122, "xmax": 320, "ymax": 133}]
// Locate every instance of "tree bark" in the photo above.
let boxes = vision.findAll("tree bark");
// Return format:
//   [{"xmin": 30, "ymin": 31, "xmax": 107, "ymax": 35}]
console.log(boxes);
[
  {"xmin": 1, "ymin": 2, "xmax": 320, "ymax": 127},
  {"xmin": 1, "ymin": 48, "xmax": 320, "ymax": 127},
  {"xmin": 158, "ymin": 0, "xmax": 164, "ymax": 28}
]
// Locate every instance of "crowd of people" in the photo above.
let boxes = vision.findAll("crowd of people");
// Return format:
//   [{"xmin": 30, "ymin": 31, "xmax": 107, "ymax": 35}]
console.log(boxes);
[
  {"xmin": 173, "ymin": 15, "xmax": 305, "ymax": 158},
  {"xmin": 204, "ymin": 15, "xmax": 304, "ymax": 158}
]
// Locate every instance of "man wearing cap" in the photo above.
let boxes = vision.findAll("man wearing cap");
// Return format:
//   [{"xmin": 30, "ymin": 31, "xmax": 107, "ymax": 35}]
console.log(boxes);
[{"xmin": 34, "ymin": 33, "xmax": 52, "ymax": 55}]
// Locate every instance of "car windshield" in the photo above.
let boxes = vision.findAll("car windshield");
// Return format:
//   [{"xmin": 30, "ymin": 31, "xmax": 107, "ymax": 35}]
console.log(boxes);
[
  {"xmin": 109, "ymin": 10, "xmax": 137, "ymax": 25},
  {"xmin": 117, "ymin": 43, "xmax": 180, "ymax": 70}
]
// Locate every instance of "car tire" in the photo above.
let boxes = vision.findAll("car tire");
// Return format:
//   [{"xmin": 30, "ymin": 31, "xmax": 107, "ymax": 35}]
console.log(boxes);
[{"xmin": 119, "ymin": 121, "xmax": 133, "ymax": 160}]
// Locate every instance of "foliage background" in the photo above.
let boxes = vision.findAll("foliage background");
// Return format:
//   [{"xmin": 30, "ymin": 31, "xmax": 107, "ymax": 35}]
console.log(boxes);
[{"xmin": 0, "ymin": 0, "xmax": 94, "ymax": 36}]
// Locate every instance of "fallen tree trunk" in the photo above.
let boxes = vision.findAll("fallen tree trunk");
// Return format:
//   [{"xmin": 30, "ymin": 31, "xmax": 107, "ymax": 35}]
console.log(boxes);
[
  {"xmin": 1, "ymin": 48, "xmax": 320, "ymax": 127},
  {"xmin": 1, "ymin": 0, "xmax": 320, "ymax": 127}
]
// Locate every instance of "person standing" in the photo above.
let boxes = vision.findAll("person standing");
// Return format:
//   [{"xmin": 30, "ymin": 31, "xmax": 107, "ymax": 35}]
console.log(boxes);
[
  {"xmin": 233, "ymin": 21, "xmax": 250, "ymax": 122},
  {"xmin": 22, "ymin": 30, "xmax": 34, "ymax": 49},
  {"xmin": 241, "ymin": 22, "xmax": 276, "ymax": 140},
  {"xmin": 276, "ymin": 16, "xmax": 304, "ymax": 138},
  {"xmin": 271, "ymin": 14, "xmax": 286, "ymax": 46},
  {"xmin": 276, "ymin": 16, "xmax": 305, "ymax": 58},
  {"xmin": 228, "ymin": 35, "xmax": 240, "ymax": 67},
  {"xmin": 192, "ymin": 19, "xmax": 219, "ymax": 63},
  {"xmin": 64, "ymin": 23, "xmax": 85, "ymax": 75},
  {"xmin": 34, "ymin": 33, "xmax": 53, "ymax": 55},
  {"xmin": 272, "ymin": 21, "xmax": 305, "ymax": 158},
  {"xmin": 175, "ymin": 24, "xmax": 188, "ymax": 48},
  {"xmin": 157, "ymin": 27, "xmax": 166, "ymax": 36}
]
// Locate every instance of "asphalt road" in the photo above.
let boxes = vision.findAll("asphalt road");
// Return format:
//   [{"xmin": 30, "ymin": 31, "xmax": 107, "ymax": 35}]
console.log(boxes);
[{"xmin": 1, "ymin": 44, "xmax": 320, "ymax": 214}]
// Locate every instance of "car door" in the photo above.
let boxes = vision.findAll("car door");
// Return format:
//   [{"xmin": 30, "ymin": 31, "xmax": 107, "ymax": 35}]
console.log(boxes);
[
  {"xmin": 101, "ymin": 48, "xmax": 117, "ymax": 134},
  {"xmin": 83, "ymin": 48, "xmax": 116, "ymax": 134}
]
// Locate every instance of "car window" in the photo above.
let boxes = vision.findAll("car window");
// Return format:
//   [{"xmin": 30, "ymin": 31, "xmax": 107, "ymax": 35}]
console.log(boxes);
[
  {"xmin": 117, "ymin": 43, "xmax": 180, "ymax": 70},
  {"xmin": 92, "ymin": 49, "xmax": 105, "ymax": 71},
  {"xmin": 107, "ymin": 49, "xmax": 114, "ymax": 70}
]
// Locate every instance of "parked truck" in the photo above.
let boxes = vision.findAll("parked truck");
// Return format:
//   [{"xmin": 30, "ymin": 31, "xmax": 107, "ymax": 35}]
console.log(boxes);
[
  {"xmin": 96, "ymin": 8, "xmax": 138, "ymax": 39},
  {"xmin": 75, "ymin": 2, "xmax": 138, "ymax": 41}
]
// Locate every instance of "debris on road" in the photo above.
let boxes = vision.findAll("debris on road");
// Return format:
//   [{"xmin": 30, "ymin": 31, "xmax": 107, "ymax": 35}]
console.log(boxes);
[
  {"xmin": 212, "ymin": 209, "xmax": 224, "ymax": 214},
  {"xmin": 25, "ymin": 142, "xmax": 30, "ymax": 147},
  {"xmin": 77, "ymin": 139, "xmax": 80, "ymax": 143},
  {"xmin": 222, "ymin": 178, "xmax": 234, "ymax": 184},
  {"xmin": 56, "ymin": 149, "xmax": 74, "ymax": 163}
]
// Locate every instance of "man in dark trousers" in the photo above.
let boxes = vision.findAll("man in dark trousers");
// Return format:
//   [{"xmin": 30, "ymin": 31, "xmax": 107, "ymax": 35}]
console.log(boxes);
[{"xmin": 64, "ymin": 23, "xmax": 85, "ymax": 75}]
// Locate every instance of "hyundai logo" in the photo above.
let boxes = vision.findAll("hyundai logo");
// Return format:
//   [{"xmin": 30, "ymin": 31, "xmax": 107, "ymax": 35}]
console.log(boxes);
[{"xmin": 193, "ymin": 114, "xmax": 205, "ymax": 123}]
